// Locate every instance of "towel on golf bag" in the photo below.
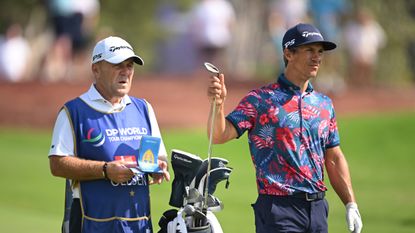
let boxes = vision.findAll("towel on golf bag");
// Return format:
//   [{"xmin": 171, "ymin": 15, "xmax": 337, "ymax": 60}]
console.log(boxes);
[{"xmin": 158, "ymin": 209, "xmax": 222, "ymax": 233}]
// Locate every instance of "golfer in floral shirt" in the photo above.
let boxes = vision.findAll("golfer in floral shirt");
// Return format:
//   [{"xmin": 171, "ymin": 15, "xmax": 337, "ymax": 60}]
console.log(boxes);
[
  {"xmin": 228, "ymin": 73, "xmax": 339, "ymax": 196},
  {"xmin": 206, "ymin": 23, "xmax": 362, "ymax": 233}
]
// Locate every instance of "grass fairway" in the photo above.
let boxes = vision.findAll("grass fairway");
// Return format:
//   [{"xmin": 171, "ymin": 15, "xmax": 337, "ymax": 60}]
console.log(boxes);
[{"xmin": 0, "ymin": 111, "xmax": 414, "ymax": 233}]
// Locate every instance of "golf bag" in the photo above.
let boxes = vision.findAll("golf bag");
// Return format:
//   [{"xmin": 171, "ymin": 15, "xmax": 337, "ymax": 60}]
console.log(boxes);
[{"xmin": 158, "ymin": 149, "xmax": 232, "ymax": 233}]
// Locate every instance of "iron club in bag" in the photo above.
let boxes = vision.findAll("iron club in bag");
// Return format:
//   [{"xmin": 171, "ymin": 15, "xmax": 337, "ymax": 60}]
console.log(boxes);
[{"xmin": 203, "ymin": 62, "xmax": 220, "ymax": 214}]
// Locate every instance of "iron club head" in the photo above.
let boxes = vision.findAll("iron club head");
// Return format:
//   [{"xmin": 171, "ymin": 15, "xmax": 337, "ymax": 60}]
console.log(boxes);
[
  {"xmin": 183, "ymin": 204, "xmax": 196, "ymax": 215},
  {"xmin": 204, "ymin": 62, "xmax": 220, "ymax": 74},
  {"xmin": 186, "ymin": 188, "xmax": 203, "ymax": 204}
]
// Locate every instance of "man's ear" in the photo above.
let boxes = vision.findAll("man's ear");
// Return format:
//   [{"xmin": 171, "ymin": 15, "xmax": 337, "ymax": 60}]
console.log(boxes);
[
  {"xmin": 91, "ymin": 63, "xmax": 100, "ymax": 77},
  {"xmin": 283, "ymin": 48, "xmax": 293, "ymax": 61}
]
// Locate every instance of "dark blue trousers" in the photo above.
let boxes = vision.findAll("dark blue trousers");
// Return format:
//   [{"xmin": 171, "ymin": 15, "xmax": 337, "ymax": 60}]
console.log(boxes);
[{"xmin": 252, "ymin": 194, "xmax": 329, "ymax": 233}]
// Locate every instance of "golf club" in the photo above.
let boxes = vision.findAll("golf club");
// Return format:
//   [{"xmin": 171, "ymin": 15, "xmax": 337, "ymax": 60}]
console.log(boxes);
[
  {"xmin": 183, "ymin": 204, "xmax": 196, "ymax": 215},
  {"xmin": 185, "ymin": 188, "xmax": 203, "ymax": 204},
  {"xmin": 203, "ymin": 62, "xmax": 220, "ymax": 215},
  {"xmin": 204, "ymin": 62, "xmax": 220, "ymax": 74}
]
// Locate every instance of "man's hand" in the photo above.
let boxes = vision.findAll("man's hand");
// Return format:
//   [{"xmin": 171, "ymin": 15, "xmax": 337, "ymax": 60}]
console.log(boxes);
[
  {"xmin": 106, "ymin": 160, "xmax": 134, "ymax": 183},
  {"xmin": 207, "ymin": 73, "xmax": 227, "ymax": 106},
  {"xmin": 150, "ymin": 160, "xmax": 170, "ymax": 185},
  {"xmin": 346, "ymin": 202, "xmax": 362, "ymax": 233}
]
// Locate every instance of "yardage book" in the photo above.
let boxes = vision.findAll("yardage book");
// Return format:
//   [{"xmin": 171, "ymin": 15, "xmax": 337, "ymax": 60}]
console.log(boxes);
[{"xmin": 134, "ymin": 135, "xmax": 163, "ymax": 174}]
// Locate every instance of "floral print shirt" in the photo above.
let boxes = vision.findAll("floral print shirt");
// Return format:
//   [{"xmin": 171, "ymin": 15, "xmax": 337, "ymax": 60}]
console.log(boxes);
[{"xmin": 226, "ymin": 74, "xmax": 340, "ymax": 195}]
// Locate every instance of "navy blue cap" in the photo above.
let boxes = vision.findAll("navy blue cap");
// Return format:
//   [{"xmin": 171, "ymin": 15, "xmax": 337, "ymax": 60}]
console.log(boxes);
[{"xmin": 282, "ymin": 23, "xmax": 337, "ymax": 51}]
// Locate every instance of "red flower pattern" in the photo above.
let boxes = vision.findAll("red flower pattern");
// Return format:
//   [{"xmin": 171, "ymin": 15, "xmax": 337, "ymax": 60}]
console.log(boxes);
[
  {"xmin": 259, "ymin": 113, "xmax": 269, "ymax": 125},
  {"xmin": 268, "ymin": 106, "xmax": 279, "ymax": 123}
]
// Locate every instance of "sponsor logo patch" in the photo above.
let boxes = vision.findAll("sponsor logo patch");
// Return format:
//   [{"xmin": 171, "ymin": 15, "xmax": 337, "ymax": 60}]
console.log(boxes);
[{"xmin": 82, "ymin": 128, "xmax": 105, "ymax": 147}]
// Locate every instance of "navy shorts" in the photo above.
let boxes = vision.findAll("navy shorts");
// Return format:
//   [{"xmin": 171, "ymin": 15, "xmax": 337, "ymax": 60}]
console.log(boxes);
[{"xmin": 251, "ymin": 194, "xmax": 329, "ymax": 233}]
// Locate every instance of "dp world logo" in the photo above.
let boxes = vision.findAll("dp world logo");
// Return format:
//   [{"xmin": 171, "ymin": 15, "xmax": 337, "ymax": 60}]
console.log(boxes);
[{"xmin": 82, "ymin": 128, "xmax": 105, "ymax": 147}]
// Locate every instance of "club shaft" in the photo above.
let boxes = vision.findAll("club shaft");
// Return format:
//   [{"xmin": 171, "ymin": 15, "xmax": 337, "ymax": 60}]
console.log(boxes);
[{"xmin": 203, "ymin": 97, "xmax": 216, "ymax": 212}]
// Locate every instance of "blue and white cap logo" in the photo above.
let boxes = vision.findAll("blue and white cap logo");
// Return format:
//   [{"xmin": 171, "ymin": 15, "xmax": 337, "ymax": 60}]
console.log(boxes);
[
  {"xmin": 92, "ymin": 36, "xmax": 144, "ymax": 65},
  {"xmin": 282, "ymin": 23, "xmax": 336, "ymax": 51}
]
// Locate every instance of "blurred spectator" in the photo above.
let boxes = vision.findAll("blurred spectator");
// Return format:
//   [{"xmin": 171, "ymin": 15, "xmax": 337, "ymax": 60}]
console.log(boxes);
[
  {"xmin": 41, "ymin": 0, "xmax": 100, "ymax": 82},
  {"xmin": 155, "ymin": 1, "xmax": 197, "ymax": 75},
  {"xmin": 48, "ymin": 0, "xmax": 99, "ymax": 52},
  {"xmin": 0, "ymin": 23, "xmax": 31, "ymax": 82},
  {"xmin": 343, "ymin": 8, "xmax": 386, "ymax": 87},
  {"xmin": 189, "ymin": 0, "xmax": 236, "ymax": 72},
  {"xmin": 268, "ymin": 0, "xmax": 309, "ymax": 75},
  {"xmin": 269, "ymin": 0, "xmax": 309, "ymax": 28},
  {"xmin": 309, "ymin": 0, "xmax": 349, "ymax": 42},
  {"xmin": 308, "ymin": 0, "xmax": 350, "ymax": 95}
]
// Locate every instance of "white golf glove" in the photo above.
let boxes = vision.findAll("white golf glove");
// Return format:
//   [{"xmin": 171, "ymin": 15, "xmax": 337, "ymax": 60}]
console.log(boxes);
[{"xmin": 346, "ymin": 202, "xmax": 363, "ymax": 233}]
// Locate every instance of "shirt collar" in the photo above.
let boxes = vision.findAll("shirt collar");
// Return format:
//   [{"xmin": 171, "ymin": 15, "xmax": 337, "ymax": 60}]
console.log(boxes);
[
  {"xmin": 86, "ymin": 84, "xmax": 132, "ymax": 112},
  {"xmin": 277, "ymin": 73, "xmax": 314, "ymax": 93}
]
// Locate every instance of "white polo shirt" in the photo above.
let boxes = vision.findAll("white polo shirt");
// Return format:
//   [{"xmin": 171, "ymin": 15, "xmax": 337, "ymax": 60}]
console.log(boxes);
[{"xmin": 48, "ymin": 84, "xmax": 167, "ymax": 197}]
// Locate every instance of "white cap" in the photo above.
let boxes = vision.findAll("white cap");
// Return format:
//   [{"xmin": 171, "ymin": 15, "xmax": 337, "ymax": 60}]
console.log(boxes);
[{"xmin": 91, "ymin": 36, "xmax": 144, "ymax": 65}]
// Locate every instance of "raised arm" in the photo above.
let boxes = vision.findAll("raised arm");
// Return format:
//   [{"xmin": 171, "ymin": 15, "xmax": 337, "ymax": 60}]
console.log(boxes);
[{"xmin": 207, "ymin": 73, "xmax": 237, "ymax": 144}]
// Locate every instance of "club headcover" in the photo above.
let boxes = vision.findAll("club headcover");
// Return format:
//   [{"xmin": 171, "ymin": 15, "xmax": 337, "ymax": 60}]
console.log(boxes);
[
  {"xmin": 191, "ymin": 157, "xmax": 229, "ymax": 191},
  {"xmin": 169, "ymin": 149, "xmax": 203, "ymax": 207},
  {"xmin": 197, "ymin": 167, "xmax": 232, "ymax": 196}
]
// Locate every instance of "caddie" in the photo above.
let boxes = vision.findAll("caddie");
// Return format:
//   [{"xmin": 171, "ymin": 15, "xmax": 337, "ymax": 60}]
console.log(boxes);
[{"xmin": 48, "ymin": 36, "xmax": 170, "ymax": 233}]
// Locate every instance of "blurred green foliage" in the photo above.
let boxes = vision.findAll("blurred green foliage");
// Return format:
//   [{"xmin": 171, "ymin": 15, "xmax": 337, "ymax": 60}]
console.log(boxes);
[{"xmin": 0, "ymin": 0, "xmax": 37, "ymax": 30}]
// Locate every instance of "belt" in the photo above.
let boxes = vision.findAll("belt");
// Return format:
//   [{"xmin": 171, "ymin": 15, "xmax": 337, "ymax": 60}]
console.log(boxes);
[{"xmin": 292, "ymin": 191, "xmax": 325, "ymax": 201}]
